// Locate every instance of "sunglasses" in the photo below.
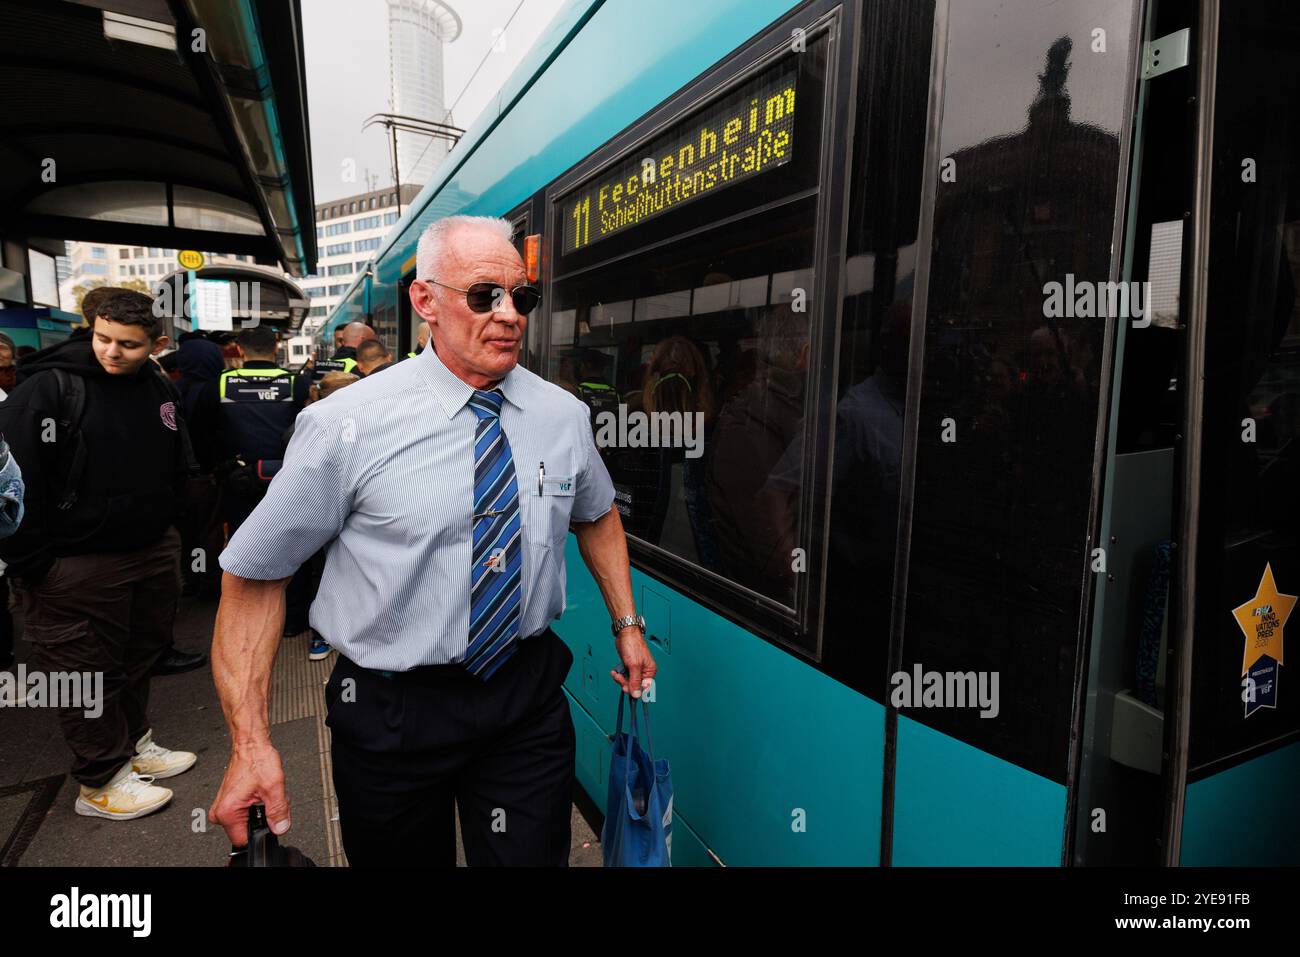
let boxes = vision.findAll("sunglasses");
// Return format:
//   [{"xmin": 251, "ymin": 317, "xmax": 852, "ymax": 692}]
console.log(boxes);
[{"xmin": 427, "ymin": 279, "xmax": 541, "ymax": 316}]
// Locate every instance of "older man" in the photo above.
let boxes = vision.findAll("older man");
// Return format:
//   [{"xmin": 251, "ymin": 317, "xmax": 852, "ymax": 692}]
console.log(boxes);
[{"xmin": 210, "ymin": 215, "xmax": 655, "ymax": 866}]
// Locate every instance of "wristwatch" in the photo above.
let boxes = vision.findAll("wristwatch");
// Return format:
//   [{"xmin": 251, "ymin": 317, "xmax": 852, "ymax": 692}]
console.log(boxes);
[{"xmin": 611, "ymin": 614, "xmax": 645, "ymax": 637}]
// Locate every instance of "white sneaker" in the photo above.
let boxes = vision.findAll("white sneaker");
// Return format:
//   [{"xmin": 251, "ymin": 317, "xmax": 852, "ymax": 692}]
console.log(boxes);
[
  {"xmin": 75, "ymin": 762, "xmax": 173, "ymax": 821},
  {"xmin": 131, "ymin": 729, "xmax": 197, "ymax": 779}
]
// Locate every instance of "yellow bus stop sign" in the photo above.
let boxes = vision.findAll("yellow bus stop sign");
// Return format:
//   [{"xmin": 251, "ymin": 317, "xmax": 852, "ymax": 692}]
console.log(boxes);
[{"xmin": 177, "ymin": 249, "xmax": 205, "ymax": 270}]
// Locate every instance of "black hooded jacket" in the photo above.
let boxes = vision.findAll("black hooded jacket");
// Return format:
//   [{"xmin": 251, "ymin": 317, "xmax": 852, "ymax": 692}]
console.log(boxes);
[{"xmin": 0, "ymin": 337, "xmax": 189, "ymax": 577}]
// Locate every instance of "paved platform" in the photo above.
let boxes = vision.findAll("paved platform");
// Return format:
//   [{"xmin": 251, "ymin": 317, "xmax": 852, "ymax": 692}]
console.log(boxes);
[{"xmin": 0, "ymin": 592, "xmax": 603, "ymax": 867}]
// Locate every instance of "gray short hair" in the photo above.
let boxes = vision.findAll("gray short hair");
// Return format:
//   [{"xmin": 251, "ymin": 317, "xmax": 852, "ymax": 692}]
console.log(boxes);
[{"xmin": 415, "ymin": 215, "xmax": 515, "ymax": 280}]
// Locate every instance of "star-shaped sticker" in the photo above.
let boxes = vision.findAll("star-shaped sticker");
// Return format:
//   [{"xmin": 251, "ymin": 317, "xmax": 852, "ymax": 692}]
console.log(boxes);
[{"xmin": 1232, "ymin": 563, "xmax": 1294, "ymax": 675}]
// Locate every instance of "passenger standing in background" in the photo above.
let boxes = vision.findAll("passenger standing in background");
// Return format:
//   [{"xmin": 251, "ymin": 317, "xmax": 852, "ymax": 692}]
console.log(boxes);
[
  {"xmin": 214, "ymin": 324, "xmax": 309, "ymax": 535},
  {"xmin": 157, "ymin": 350, "xmax": 181, "ymax": 382},
  {"xmin": 176, "ymin": 335, "xmax": 226, "ymax": 475},
  {"xmin": 405, "ymin": 322, "xmax": 430, "ymax": 359},
  {"xmin": 283, "ymin": 369, "xmax": 361, "ymax": 660},
  {"xmin": 313, "ymin": 321, "xmax": 375, "ymax": 382},
  {"xmin": 355, "ymin": 339, "xmax": 394, "ymax": 377},
  {"xmin": 175, "ymin": 335, "xmax": 227, "ymax": 599},
  {"xmin": 304, "ymin": 370, "xmax": 360, "ymax": 409},
  {"xmin": 81, "ymin": 293, "xmax": 207, "ymax": 676},
  {"xmin": 0, "ymin": 289, "xmax": 197, "ymax": 821},
  {"xmin": 79, "ymin": 286, "xmax": 115, "ymax": 332}
]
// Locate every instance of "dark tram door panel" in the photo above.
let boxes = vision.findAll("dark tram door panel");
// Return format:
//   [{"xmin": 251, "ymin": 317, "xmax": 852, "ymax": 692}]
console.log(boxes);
[{"xmin": 1171, "ymin": 0, "xmax": 1300, "ymax": 865}]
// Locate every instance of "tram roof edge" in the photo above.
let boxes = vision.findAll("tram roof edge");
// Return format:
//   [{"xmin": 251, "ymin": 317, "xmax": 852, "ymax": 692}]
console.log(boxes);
[{"xmin": 367, "ymin": 0, "xmax": 602, "ymax": 280}]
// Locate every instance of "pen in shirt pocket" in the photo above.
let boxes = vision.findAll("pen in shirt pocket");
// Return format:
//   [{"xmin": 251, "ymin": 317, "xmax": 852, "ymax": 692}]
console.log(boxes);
[{"xmin": 538, "ymin": 461, "xmax": 545, "ymax": 496}]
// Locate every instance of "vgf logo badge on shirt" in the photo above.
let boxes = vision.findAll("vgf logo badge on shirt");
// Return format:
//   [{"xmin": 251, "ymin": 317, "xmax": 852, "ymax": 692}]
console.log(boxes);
[{"xmin": 541, "ymin": 474, "xmax": 574, "ymax": 495}]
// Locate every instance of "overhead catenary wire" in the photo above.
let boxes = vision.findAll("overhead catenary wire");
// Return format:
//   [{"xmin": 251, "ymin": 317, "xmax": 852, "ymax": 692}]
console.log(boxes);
[{"xmin": 403, "ymin": 0, "xmax": 528, "ymax": 179}]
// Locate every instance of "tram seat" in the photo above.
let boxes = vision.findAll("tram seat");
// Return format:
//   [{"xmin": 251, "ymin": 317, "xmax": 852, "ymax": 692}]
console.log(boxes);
[{"xmin": 1109, "ymin": 540, "xmax": 1171, "ymax": 775}]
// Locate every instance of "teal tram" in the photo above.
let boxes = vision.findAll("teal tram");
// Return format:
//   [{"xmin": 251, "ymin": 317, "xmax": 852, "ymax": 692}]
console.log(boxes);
[{"xmin": 320, "ymin": 0, "xmax": 1300, "ymax": 865}]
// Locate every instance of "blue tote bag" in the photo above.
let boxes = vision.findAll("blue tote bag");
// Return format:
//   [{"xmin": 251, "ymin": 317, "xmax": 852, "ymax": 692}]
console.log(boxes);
[{"xmin": 602, "ymin": 690, "xmax": 673, "ymax": 867}]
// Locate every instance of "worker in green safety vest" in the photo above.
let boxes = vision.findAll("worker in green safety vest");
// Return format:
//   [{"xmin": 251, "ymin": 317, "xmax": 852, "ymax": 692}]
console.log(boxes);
[
  {"xmin": 313, "ymin": 321, "xmax": 375, "ymax": 383},
  {"xmin": 215, "ymin": 325, "xmax": 309, "ymax": 532}
]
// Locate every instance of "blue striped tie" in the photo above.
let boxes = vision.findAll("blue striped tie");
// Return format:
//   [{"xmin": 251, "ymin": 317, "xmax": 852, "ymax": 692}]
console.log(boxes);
[{"xmin": 463, "ymin": 389, "xmax": 523, "ymax": 680}]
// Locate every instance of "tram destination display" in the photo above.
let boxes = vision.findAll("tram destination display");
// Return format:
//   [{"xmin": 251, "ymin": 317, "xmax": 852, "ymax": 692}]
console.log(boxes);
[{"xmin": 561, "ymin": 63, "xmax": 798, "ymax": 255}]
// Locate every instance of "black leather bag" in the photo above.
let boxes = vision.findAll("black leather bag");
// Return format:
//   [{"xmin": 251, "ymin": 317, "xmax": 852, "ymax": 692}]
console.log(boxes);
[{"xmin": 227, "ymin": 804, "xmax": 316, "ymax": 868}]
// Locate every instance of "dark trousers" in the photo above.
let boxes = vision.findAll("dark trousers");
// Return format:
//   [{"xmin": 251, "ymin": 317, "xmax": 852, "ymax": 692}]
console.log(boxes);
[
  {"xmin": 14, "ymin": 528, "xmax": 181, "ymax": 787},
  {"xmin": 326, "ymin": 628, "xmax": 576, "ymax": 867}
]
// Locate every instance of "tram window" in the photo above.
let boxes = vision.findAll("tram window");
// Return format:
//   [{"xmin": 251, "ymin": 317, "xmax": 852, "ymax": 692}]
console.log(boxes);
[
  {"xmin": 545, "ymin": 34, "xmax": 831, "ymax": 628},
  {"xmin": 550, "ymin": 197, "xmax": 816, "ymax": 611},
  {"xmin": 899, "ymin": 0, "xmax": 1136, "ymax": 782},
  {"xmin": 801, "ymin": 0, "xmax": 937, "ymax": 695},
  {"xmin": 553, "ymin": 38, "xmax": 828, "ymax": 277}
]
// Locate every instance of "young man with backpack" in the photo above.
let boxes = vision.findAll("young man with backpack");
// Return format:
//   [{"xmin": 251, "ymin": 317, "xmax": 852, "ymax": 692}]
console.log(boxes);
[
  {"xmin": 0, "ymin": 288, "xmax": 198, "ymax": 821},
  {"xmin": 80, "ymin": 288, "xmax": 207, "ymax": 677}
]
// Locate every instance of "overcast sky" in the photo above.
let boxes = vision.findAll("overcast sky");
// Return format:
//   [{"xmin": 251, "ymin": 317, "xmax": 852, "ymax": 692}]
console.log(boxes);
[{"xmin": 301, "ymin": 0, "xmax": 568, "ymax": 203}]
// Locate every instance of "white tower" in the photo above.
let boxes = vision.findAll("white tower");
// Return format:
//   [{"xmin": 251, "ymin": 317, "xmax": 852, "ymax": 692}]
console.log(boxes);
[{"xmin": 387, "ymin": 0, "xmax": 462, "ymax": 189}]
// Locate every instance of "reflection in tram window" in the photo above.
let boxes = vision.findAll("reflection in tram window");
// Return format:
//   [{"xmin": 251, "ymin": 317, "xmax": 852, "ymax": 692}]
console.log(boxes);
[
  {"xmin": 811, "ymin": 0, "xmax": 934, "ymax": 695},
  {"xmin": 903, "ymin": 16, "xmax": 1132, "ymax": 781},
  {"xmin": 643, "ymin": 338, "xmax": 717, "ymax": 560},
  {"xmin": 708, "ymin": 301, "xmax": 809, "ymax": 606},
  {"xmin": 549, "ymin": 201, "xmax": 816, "ymax": 608},
  {"xmin": 822, "ymin": 293, "xmax": 910, "ymax": 693}
]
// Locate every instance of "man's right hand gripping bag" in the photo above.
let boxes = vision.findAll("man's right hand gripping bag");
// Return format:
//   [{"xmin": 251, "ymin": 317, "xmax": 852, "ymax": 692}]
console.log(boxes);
[
  {"xmin": 601, "ymin": 690, "xmax": 673, "ymax": 867},
  {"xmin": 227, "ymin": 804, "xmax": 316, "ymax": 867}
]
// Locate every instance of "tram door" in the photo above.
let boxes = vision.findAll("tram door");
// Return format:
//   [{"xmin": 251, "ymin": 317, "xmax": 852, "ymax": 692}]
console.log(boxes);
[
  {"xmin": 1073, "ymin": 0, "xmax": 1300, "ymax": 866},
  {"xmin": 1169, "ymin": 0, "xmax": 1300, "ymax": 865},
  {"xmin": 889, "ymin": 0, "xmax": 1143, "ymax": 865}
]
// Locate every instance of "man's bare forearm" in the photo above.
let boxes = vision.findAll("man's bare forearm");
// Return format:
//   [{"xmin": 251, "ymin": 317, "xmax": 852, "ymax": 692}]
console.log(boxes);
[
  {"xmin": 573, "ymin": 507, "xmax": 636, "ymax": 622},
  {"xmin": 212, "ymin": 571, "xmax": 291, "ymax": 747}
]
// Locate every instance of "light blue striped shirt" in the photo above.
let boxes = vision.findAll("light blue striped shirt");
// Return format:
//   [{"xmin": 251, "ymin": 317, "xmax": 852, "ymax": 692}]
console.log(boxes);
[{"xmin": 219, "ymin": 345, "xmax": 615, "ymax": 670}]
